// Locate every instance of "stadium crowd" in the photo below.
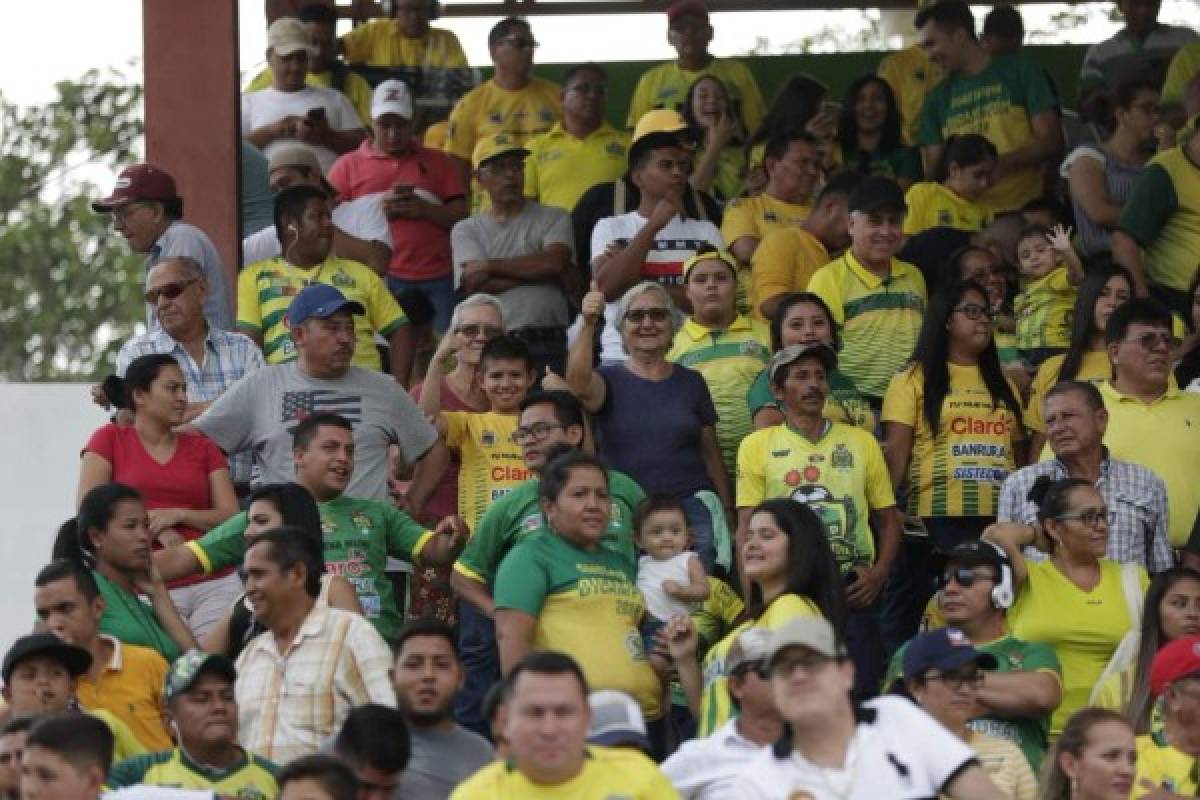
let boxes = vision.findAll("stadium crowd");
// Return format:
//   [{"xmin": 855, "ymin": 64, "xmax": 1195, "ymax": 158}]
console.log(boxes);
[{"xmin": 10, "ymin": 0, "xmax": 1200, "ymax": 797}]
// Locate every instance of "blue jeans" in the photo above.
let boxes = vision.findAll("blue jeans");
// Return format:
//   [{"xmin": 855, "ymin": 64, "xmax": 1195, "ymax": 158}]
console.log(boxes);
[
  {"xmin": 679, "ymin": 494, "xmax": 717, "ymax": 573},
  {"xmin": 387, "ymin": 275, "xmax": 455, "ymax": 333},
  {"xmin": 453, "ymin": 602, "xmax": 499, "ymax": 737}
]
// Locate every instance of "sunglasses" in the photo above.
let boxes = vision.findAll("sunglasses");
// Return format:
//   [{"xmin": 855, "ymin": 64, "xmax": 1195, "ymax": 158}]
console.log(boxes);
[
  {"xmin": 1119, "ymin": 332, "xmax": 1180, "ymax": 351},
  {"xmin": 144, "ymin": 279, "xmax": 197, "ymax": 304},
  {"xmin": 941, "ymin": 566, "xmax": 993, "ymax": 589},
  {"xmin": 456, "ymin": 323, "xmax": 504, "ymax": 340},
  {"xmin": 625, "ymin": 308, "xmax": 671, "ymax": 325}
]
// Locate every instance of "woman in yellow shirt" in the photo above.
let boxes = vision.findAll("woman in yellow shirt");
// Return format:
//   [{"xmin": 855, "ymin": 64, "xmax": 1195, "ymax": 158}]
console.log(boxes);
[
  {"xmin": 671, "ymin": 498, "xmax": 846, "ymax": 737},
  {"xmin": 903, "ymin": 134, "xmax": 997, "ymax": 236},
  {"xmin": 1026, "ymin": 267, "xmax": 1134, "ymax": 454},
  {"xmin": 682, "ymin": 75, "xmax": 748, "ymax": 207},
  {"xmin": 984, "ymin": 476, "xmax": 1149, "ymax": 737}
]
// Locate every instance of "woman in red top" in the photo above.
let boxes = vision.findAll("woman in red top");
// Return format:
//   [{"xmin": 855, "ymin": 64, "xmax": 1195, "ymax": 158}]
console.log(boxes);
[{"xmin": 78, "ymin": 354, "xmax": 239, "ymax": 640}]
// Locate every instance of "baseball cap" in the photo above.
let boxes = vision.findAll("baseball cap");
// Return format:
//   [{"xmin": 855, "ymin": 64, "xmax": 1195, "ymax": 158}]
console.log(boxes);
[
  {"xmin": 472, "ymin": 133, "xmax": 530, "ymax": 169},
  {"xmin": 371, "ymin": 79, "xmax": 414, "ymax": 121},
  {"xmin": 848, "ymin": 175, "xmax": 907, "ymax": 215},
  {"xmin": 2, "ymin": 634, "xmax": 92, "ymax": 684},
  {"xmin": 667, "ymin": 0, "xmax": 709, "ymax": 24},
  {"xmin": 268, "ymin": 145, "xmax": 323, "ymax": 176},
  {"xmin": 286, "ymin": 284, "xmax": 366, "ymax": 327},
  {"xmin": 767, "ymin": 342, "xmax": 838, "ymax": 384},
  {"xmin": 681, "ymin": 248, "xmax": 739, "ymax": 282},
  {"xmin": 164, "ymin": 649, "xmax": 237, "ymax": 704},
  {"xmin": 587, "ymin": 690, "xmax": 650, "ymax": 752},
  {"xmin": 902, "ymin": 627, "xmax": 998, "ymax": 679},
  {"xmin": 92, "ymin": 164, "xmax": 179, "ymax": 212},
  {"xmin": 944, "ymin": 539, "xmax": 1010, "ymax": 575},
  {"xmin": 267, "ymin": 17, "xmax": 315, "ymax": 57},
  {"xmin": 726, "ymin": 627, "xmax": 772, "ymax": 674},
  {"xmin": 765, "ymin": 617, "xmax": 846, "ymax": 667},
  {"xmin": 631, "ymin": 109, "xmax": 690, "ymax": 149},
  {"xmin": 1151, "ymin": 636, "xmax": 1200, "ymax": 697}
]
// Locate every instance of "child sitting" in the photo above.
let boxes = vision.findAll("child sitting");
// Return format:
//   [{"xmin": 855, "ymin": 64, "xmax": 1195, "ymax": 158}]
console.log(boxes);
[
  {"xmin": 1013, "ymin": 223, "xmax": 1085, "ymax": 369},
  {"xmin": 903, "ymin": 134, "xmax": 997, "ymax": 236},
  {"xmin": 635, "ymin": 496, "xmax": 710, "ymax": 677}
]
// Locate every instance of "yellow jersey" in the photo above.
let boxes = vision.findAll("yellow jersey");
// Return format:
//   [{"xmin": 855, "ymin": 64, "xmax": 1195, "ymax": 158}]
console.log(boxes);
[
  {"xmin": 1117, "ymin": 145, "xmax": 1200, "ymax": 291},
  {"xmin": 878, "ymin": 45, "xmax": 944, "ymax": 146},
  {"xmin": 668, "ymin": 315, "xmax": 771, "ymax": 475},
  {"xmin": 902, "ymin": 181, "xmax": 992, "ymax": 235},
  {"xmin": 443, "ymin": 411, "xmax": 530, "ymax": 531},
  {"xmin": 523, "ymin": 122, "xmax": 630, "ymax": 211},
  {"xmin": 236, "ymin": 256, "xmax": 407, "ymax": 369},
  {"xmin": 720, "ymin": 193, "xmax": 811, "ymax": 245},
  {"xmin": 882, "ymin": 363, "xmax": 1024, "ymax": 518},
  {"xmin": 450, "ymin": 746, "xmax": 678, "ymax": 799},
  {"xmin": 1025, "ymin": 350, "xmax": 1111, "ymax": 432},
  {"xmin": 749, "ymin": 227, "xmax": 829, "ymax": 319},
  {"xmin": 1098, "ymin": 382, "xmax": 1200, "ymax": 546},
  {"xmin": 75, "ymin": 638, "xmax": 170, "ymax": 751},
  {"xmin": 109, "ymin": 748, "xmax": 279, "ymax": 800},
  {"xmin": 736, "ymin": 421, "xmax": 895, "ymax": 573},
  {"xmin": 90, "ymin": 709, "xmax": 146, "ymax": 764},
  {"xmin": 244, "ymin": 67, "xmax": 372, "ymax": 127},
  {"xmin": 341, "ymin": 21, "xmax": 468, "ymax": 70},
  {"xmin": 1134, "ymin": 733, "xmax": 1198, "ymax": 798},
  {"xmin": 970, "ymin": 732, "xmax": 1038, "ymax": 800},
  {"xmin": 1009, "ymin": 559, "xmax": 1148, "ymax": 736},
  {"xmin": 808, "ymin": 251, "xmax": 928, "ymax": 398},
  {"xmin": 626, "ymin": 58, "xmax": 765, "ymax": 133},
  {"xmin": 444, "ymin": 78, "xmax": 562, "ymax": 162},
  {"xmin": 1014, "ymin": 267, "xmax": 1077, "ymax": 351},
  {"xmin": 1162, "ymin": 41, "xmax": 1200, "ymax": 108}
]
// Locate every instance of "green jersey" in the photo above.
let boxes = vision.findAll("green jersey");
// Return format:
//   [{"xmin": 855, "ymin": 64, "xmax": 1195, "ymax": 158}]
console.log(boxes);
[
  {"xmin": 453, "ymin": 469, "xmax": 644, "ymax": 587},
  {"xmin": 188, "ymin": 495, "xmax": 432, "ymax": 643},
  {"xmin": 886, "ymin": 633, "xmax": 1061, "ymax": 770},
  {"xmin": 95, "ymin": 572, "xmax": 182, "ymax": 663}
]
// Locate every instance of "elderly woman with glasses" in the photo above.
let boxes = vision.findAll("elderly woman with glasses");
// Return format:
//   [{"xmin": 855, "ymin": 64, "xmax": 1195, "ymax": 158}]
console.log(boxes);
[
  {"xmin": 567, "ymin": 280, "xmax": 732, "ymax": 570},
  {"xmin": 984, "ymin": 475, "xmax": 1149, "ymax": 739}
]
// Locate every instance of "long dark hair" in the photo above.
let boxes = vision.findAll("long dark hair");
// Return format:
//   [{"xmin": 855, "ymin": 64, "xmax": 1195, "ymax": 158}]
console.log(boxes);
[
  {"xmin": 910, "ymin": 279, "xmax": 1023, "ymax": 433},
  {"xmin": 682, "ymin": 74, "xmax": 745, "ymax": 145},
  {"xmin": 1125, "ymin": 567, "xmax": 1200, "ymax": 734},
  {"xmin": 53, "ymin": 483, "xmax": 144, "ymax": 569},
  {"xmin": 769, "ymin": 292, "xmax": 842, "ymax": 352},
  {"xmin": 742, "ymin": 498, "xmax": 846, "ymax": 637},
  {"xmin": 748, "ymin": 74, "xmax": 827, "ymax": 153},
  {"xmin": 1059, "ymin": 266, "xmax": 1134, "ymax": 382},
  {"xmin": 836, "ymin": 75, "xmax": 903, "ymax": 163},
  {"xmin": 1079, "ymin": 72, "xmax": 1161, "ymax": 140}
]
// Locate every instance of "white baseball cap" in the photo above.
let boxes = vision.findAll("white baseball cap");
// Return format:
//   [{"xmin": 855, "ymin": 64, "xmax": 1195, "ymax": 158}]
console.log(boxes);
[{"xmin": 371, "ymin": 79, "xmax": 414, "ymax": 121}]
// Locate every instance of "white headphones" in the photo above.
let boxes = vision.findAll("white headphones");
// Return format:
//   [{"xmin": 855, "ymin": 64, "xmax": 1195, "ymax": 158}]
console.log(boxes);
[{"xmin": 985, "ymin": 541, "xmax": 1015, "ymax": 609}]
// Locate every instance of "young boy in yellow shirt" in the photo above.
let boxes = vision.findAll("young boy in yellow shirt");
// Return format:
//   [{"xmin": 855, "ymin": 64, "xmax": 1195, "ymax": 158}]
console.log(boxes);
[{"xmin": 1013, "ymin": 223, "xmax": 1084, "ymax": 369}]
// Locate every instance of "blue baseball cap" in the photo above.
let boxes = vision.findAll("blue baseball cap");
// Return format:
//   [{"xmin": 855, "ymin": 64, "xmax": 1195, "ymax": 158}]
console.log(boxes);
[
  {"xmin": 902, "ymin": 627, "xmax": 998, "ymax": 679},
  {"xmin": 286, "ymin": 284, "xmax": 365, "ymax": 328}
]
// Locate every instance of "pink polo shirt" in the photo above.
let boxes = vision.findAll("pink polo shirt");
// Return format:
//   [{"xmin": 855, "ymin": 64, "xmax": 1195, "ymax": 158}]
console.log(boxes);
[{"xmin": 328, "ymin": 140, "xmax": 465, "ymax": 281}]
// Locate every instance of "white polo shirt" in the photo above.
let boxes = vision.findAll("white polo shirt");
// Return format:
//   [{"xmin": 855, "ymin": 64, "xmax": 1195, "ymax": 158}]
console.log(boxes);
[
  {"xmin": 741, "ymin": 696, "xmax": 978, "ymax": 799},
  {"xmin": 661, "ymin": 718, "xmax": 768, "ymax": 799}
]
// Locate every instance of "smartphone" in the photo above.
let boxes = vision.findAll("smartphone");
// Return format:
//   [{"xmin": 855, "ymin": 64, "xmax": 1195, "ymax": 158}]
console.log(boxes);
[
  {"xmin": 306, "ymin": 107, "xmax": 326, "ymax": 122},
  {"xmin": 821, "ymin": 100, "xmax": 843, "ymax": 117}
]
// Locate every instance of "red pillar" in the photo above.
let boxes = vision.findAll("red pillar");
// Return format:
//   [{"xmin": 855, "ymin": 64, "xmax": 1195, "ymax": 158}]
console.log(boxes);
[{"xmin": 142, "ymin": 1, "xmax": 241, "ymax": 298}]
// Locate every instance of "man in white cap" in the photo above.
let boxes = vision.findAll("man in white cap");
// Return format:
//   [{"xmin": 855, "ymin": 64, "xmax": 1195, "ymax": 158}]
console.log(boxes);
[
  {"xmin": 741, "ymin": 616, "xmax": 1006, "ymax": 800},
  {"xmin": 241, "ymin": 145, "xmax": 392, "ymax": 275},
  {"xmin": 329, "ymin": 79, "xmax": 467, "ymax": 333},
  {"xmin": 242, "ymin": 16, "xmax": 365, "ymax": 173}
]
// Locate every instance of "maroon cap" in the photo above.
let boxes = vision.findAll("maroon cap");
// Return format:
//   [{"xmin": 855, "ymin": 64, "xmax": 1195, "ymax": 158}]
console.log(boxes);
[
  {"xmin": 1151, "ymin": 636, "xmax": 1200, "ymax": 697},
  {"xmin": 92, "ymin": 163, "xmax": 179, "ymax": 212},
  {"xmin": 667, "ymin": 0, "xmax": 708, "ymax": 24}
]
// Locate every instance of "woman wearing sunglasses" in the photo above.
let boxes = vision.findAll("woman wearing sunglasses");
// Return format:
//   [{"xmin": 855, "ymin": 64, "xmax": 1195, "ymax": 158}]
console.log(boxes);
[
  {"xmin": 406, "ymin": 294, "xmax": 504, "ymax": 624},
  {"xmin": 881, "ymin": 280, "xmax": 1027, "ymax": 648},
  {"xmin": 78, "ymin": 354, "xmax": 239, "ymax": 641},
  {"xmin": 984, "ymin": 475, "xmax": 1149, "ymax": 739}
]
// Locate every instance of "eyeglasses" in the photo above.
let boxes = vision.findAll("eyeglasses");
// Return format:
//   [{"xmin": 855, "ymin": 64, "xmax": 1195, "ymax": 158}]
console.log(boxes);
[
  {"xmin": 511, "ymin": 422, "xmax": 564, "ymax": 444},
  {"xmin": 770, "ymin": 651, "xmax": 834, "ymax": 678},
  {"xmin": 1055, "ymin": 506, "xmax": 1109, "ymax": 529},
  {"xmin": 499, "ymin": 37, "xmax": 538, "ymax": 50},
  {"xmin": 456, "ymin": 323, "xmax": 504, "ymax": 340},
  {"xmin": 953, "ymin": 303, "xmax": 993, "ymax": 321},
  {"xmin": 113, "ymin": 202, "xmax": 151, "ymax": 223},
  {"xmin": 144, "ymin": 278, "xmax": 197, "ymax": 304},
  {"xmin": 1119, "ymin": 332, "xmax": 1180, "ymax": 351},
  {"xmin": 941, "ymin": 566, "xmax": 993, "ymax": 589},
  {"xmin": 926, "ymin": 669, "xmax": 984, "ymax": 691},
  {"xmin": 624, "ymin": 308, "xmax": 671, "ymax": 325}
]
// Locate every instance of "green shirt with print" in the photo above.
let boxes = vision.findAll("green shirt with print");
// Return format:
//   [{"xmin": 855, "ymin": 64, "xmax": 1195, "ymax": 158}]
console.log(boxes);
[
  {"xmin": 95, "ymin": 572, "xmax": 182, "ymax": 663},
  {"xmin": 188, "ymin": 496, "xmax": 432, "ymax": 643}
]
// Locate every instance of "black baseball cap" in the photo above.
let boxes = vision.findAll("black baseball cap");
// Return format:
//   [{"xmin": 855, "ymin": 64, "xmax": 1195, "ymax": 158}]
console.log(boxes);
[
  {"xmin": 2, "ymin": 634, "xmax": 92, "ymax": 684},
  {"xmin": 848, "ymin": 175, "xmax": 907, "ymax": 214},
  {"xmin": 944, "ymin": 539, "xmax": 1010, "ymax": 575}
]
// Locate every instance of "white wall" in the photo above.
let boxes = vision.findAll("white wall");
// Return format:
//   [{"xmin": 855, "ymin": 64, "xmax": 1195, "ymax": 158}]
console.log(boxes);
[{"xmin": 0, "ymin": 384, "xmax": 108, "ymax": 649}]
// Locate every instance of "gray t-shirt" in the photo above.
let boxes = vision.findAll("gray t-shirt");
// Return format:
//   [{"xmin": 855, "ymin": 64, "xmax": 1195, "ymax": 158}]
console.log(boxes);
[
  {"xmin": 450, "ymin": 201, "xmax": 573, "ymax": 330},
  {"xmin": 192, "ymin": 362, "xmax": 436, "ymax": 501},
  {"xmin": 148, "ymin": 221, "xmax": 234, "ymax": 332},
  {"xmin": 394, "ymin": 725, "xmax": 494, "ymax": 800}
]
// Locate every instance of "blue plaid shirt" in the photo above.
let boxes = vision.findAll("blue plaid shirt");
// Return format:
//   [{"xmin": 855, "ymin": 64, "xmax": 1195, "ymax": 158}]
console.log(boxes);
[
  {"xmin": 117, "ymin": 327, "xmax": 264, "ymax": 485},
  {"xmin": 998, "ymin": 449, "xmax": 1174, "ymax": 573}
]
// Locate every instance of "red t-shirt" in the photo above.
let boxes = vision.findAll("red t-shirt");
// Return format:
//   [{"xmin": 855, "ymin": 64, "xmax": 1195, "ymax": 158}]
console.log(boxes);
[
  {"xmin": 328, "ymin": 140, "xmax": 466, "ymax": 281},
  {"xmin": 84, "ymin": 424, "xmax": 232, "ymax": 585}
]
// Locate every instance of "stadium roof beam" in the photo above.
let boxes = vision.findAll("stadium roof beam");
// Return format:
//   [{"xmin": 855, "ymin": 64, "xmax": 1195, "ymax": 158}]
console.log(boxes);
[{"xmin": 335, "ymin": 0, "xmax": 972, "ymax": 17}]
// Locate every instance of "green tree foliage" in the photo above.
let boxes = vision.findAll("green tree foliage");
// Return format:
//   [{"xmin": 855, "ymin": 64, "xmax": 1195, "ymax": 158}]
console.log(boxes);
[{"xmin": 0, "ymin": 69, "xmax": 145, "ymax": 381}]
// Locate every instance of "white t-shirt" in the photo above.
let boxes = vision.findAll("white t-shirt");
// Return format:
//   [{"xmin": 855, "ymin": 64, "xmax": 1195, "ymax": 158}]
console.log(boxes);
[
  {"xmin": 638, "ymin": 551, "xmax": 697, "ymax": 622},
  {"xmin": 590, "ymin": 211, "xmax": 723, "ymax": 363},
  {"xmin": 242, "ymin": 192, "xmax": 392, "ymax": 266},
  {"xmin": 741, "ymin": 696, "xmax": 978, "ymax": 800},
  {"xmin": 660, "ymin": 718, "xmax": 767, "ymax": 799},
  {"xmin": 241, "ymin": 86, "xmax": 363, "ymax": 173}
]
